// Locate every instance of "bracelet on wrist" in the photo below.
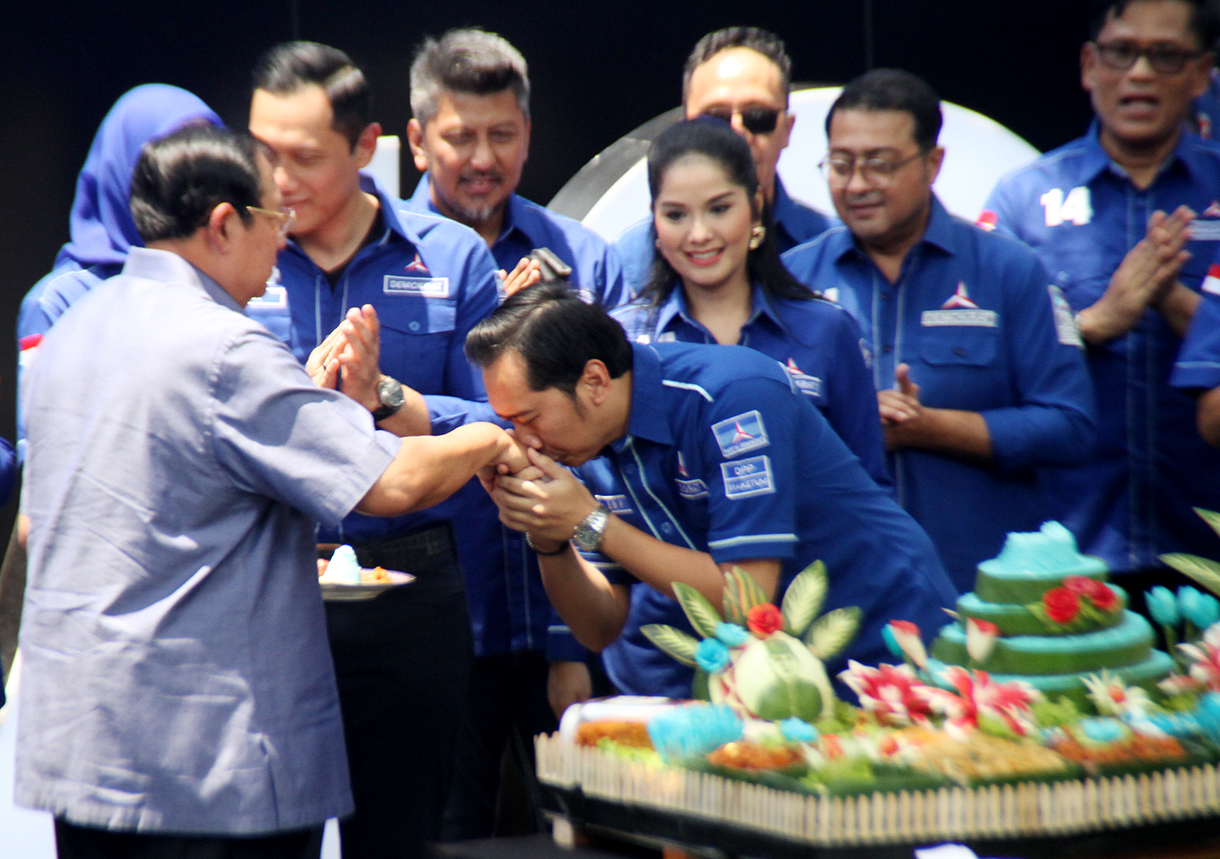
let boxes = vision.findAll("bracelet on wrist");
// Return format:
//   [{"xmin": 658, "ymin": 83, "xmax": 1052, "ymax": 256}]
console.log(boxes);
[{"xmin": 525, "ymin": 531, "xmax": 570, "ymax": 556}]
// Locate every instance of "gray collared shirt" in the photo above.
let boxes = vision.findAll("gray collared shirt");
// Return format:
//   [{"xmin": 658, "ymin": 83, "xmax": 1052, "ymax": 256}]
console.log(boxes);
[{"xmin": 17, "ymin": 247, "xmax": 399, "ymax": 834}]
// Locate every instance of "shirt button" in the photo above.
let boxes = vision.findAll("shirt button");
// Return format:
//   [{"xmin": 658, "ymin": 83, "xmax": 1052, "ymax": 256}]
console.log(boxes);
[
  {"xmin": 661, "ymin": 523, "xmax": 674, "ymax": 534},
  {"xmin": 623, "ymin": 464, "xmax": 636, "ymax": 475},
  {"xmin": 408, "ymin": 321, "xmax": 421, "ymax": 332},
  {"xmin": 882, "ymin": 345, "xmax": 893, "ymax": 354}
]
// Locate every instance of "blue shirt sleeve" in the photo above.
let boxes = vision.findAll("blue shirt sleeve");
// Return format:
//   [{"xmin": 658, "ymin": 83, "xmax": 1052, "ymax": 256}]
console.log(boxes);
[
  {"xmin": 422, "ymin": 240, "xmax": 502, "ymax": 434},
  {"xmin": 1173, "ymin": 273, "xmax": 1220, "ymax": 391},
  {"xmin": 980, "ymin": 256, "xmax": 1096, "ymax": 471}
]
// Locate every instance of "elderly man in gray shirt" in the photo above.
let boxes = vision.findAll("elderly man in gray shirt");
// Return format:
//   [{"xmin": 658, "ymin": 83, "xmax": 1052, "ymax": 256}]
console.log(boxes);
[{"xmin": 16, "ymin": 125, "xmax": 525, "ymax": 859}]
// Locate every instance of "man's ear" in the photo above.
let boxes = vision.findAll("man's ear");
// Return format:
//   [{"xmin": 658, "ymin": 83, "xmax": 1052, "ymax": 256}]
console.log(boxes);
[
  {"xmin": 406, "ymin": 118, "xmax": 428, "ymax": 173},
  {"xmin": 581, "ymin": 359, "xmax": 612, "ymax": 405},
  {"xmin": 205, "ymin": 202, "xmax": 240, "ymax": 252},
  {"xmin": 353, "ymin": 122, "xmax": 382, "ymax": 170}
]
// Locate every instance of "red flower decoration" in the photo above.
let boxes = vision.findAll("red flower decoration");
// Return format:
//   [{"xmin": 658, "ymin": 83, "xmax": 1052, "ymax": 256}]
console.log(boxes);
[
  {"xmin": 746, "ymin": 603, "xmax": 784, "ymax": 637},
  {"xmin": 1090, "ymin": 583, "xmax": 1118, "ymax": 612},
  {"xmin": 1063, "ymin": 576, "xmax": 1095, "ymax": 595},
  {"xmin": 1062, "ymin": 576, "xmax": 1119, "ymax": 612},
  {"xmin": 1043, "ymin": 586, "xmax": 1080, "ymax": 624}
]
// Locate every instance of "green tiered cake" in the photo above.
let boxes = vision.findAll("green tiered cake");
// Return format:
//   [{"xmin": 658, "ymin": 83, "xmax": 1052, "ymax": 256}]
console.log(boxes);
[{"xmin": 928, "ymin": 522, "xmax": 1174, "ymax": 704}]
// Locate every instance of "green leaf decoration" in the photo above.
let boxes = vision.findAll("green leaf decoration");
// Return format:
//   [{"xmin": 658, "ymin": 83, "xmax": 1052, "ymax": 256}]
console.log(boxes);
[
  {"xmin": 1160, "ymin": 552, "xmax": 1220, "ymax": 599},
  {"xmin": 804, "ymin": 606, "xmax": 862, "ymax": 659},
  {"xmin": 722, "ymin": 565, "xmax": 769, "ymax": 625},
  {"xmin": 672, "ymin": 582, "xmax": 723, "ymax": 638},
  {"xmin": 1194, "ymin": 508, "xmax": 1220, "ymax": 541},
  {"xmin": 781, "ymin": 560, "xmax": 828, "ymax": 638},
  {"xmin": 641, "ymin": 624, "xmax": 699, "ymax": 667}
]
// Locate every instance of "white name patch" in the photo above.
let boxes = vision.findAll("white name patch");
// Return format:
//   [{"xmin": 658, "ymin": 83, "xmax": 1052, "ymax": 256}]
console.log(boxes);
[
  {"xmin": 1191, "ymin": 219, "xmax": 1220, "ymax": 241},
  {"xmin": 791, "ymin": 373, "xmax": 822, "ymax": 397},
  {"xmin": 1048, "ymin": 285, "xmax": 1082, "ymax": 347},
  {"xmin": 920, "ymin": 309, "xmax": 998, "ymax": 328},
  {"xmin": 721, "ymin": 455, "xmax": 775, "ymax": 499},
  {"xmin": 712, "ymin": 410, "xmax": 769, "ymax": 458},
  {"xmin": 676, "ymin": 478, "xmax": 709, "ymax": 500},
  {"xmin": 594, "ymin": 494, "xmax": 634, "ymax": 516},
  {"xmin": 383, "ymin": 276, "xmax": 450, "ymax": 297},
  {"xmin": 247, "ymin": 285, "xmax": 287, "ymax": 307}
]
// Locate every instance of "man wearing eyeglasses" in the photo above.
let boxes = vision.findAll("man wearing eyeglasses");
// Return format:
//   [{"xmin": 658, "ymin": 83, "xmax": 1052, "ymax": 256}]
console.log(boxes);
[
  {"xmin": 781, "ymin": 69, "xmax": 1095, "ymax": 593},
  {"xmin": 613, "ymin": 27, "xmax": 834, "ymax": 295},
  {"xmin": 982, "ymin": 0, "xmax": 1220, "ymax": 599},
  {"xmin": 248, "ymin": 41, "xmax": 509, "ymax": 859},
  {"xmin": 16, "ymin": 124, "xmax": 528, "ymax": 859}
]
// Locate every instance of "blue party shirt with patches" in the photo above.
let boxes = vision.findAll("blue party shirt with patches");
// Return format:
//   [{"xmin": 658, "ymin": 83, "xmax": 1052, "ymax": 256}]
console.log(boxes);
[
  {"xmin": 984, "ymin": 123, "xmax": 1220, "ymax": 573},
  {"xmin": 782, "ymin": 196, "xmax": 1095, "ymax": 592},
  {"xmin": 583, "ymin": 342, "xmax": 956, "ymax": 698},
  {"xmin": 610, "ymin": 282, "xmax": 889, "ymax": 488}
]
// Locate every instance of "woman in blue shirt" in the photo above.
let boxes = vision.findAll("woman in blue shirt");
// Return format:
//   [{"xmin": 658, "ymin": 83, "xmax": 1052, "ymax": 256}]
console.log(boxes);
[{"xmin": 612, "ymin": 120, "xmax": 889, "ymax": 486}]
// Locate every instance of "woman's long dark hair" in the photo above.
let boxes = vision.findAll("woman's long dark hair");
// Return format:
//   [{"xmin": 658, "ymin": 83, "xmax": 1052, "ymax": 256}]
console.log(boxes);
[{"xmin": 639, "ymin": 118, "xmax": 814, "ymax": 309}]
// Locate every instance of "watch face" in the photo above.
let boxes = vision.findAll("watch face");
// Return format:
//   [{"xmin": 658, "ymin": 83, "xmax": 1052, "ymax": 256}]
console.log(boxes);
[{"xmin": 378, "ymin": 377, "xmax": 405, "ymax": 408}]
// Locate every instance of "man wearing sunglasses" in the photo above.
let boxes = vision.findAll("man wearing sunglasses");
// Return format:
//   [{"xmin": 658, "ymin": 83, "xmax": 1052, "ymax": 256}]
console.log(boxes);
[
  {"xmin": 983, "ymin": 0, "xmax": 1220, "ymax": 603},
  {"xmin": 781, "ymin": 69, "xmax": 1095, "ymax": 594},
  {"xmin": 613, "ymin": 27, "xmax": 833, "ymax": 294}
]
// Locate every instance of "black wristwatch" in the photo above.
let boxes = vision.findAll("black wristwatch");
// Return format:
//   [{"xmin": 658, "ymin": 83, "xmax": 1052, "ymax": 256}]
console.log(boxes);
[{"xmin": 371, "ymin": 375, "xmax": 405, "ymax": 422}]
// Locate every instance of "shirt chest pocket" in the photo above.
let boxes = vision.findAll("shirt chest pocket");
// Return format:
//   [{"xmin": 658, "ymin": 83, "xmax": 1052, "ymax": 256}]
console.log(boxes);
[
  {"xmin": 917, "ymin": 327, "xmax": 998, "ymax": 368},
  {"xmin": 378, "ymin": 300, "xmax": 457, "ymax": 387}
]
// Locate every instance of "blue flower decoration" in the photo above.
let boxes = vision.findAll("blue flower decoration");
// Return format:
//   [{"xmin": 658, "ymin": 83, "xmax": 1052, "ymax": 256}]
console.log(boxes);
[
  {"xmin": 1180, "ymin": 587, "xmax": 1220, "ymax": 630},
  {"xmin": 1148, "ymin": 586, "xmax": 1180, "ymax": 627},
  {"xmin": 1079, "ymin": 717, "xmax": 1126, "ymax": 744},
  {"xmin": 1195, "ymin": 692, "xmax": 1220, "ymax": 746},
  {"xmin": 715, "ymin": 622, "xmax": 750, "ymax": 647},
  {"xmin": 881, "ymin": 623, "xmax": 902, "ymax": 660},
  {"xmin": 647, "ymin": 703, "xmax": 742, "ymax": 762},
  {"xmin": 695, "ymin": 638, "xmax": 731, "ymax": 674},
  {"xmin": 779, "ymin": 717, "xmax": 817, "ymax": 743}
]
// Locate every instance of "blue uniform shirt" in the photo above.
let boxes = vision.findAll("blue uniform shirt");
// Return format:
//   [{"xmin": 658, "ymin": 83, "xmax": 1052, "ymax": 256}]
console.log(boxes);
[
  {"xmin": 610, "ymin": 282, "xmax": 889, "ymax": 488},
  {"xmin": 583, "ymin": 342, "xmax": 956, "ymax": 698},
  {"xmin": 783, "ymin": 196, "xmax": 1095, "ymax": 592},
  {"xmin": 984, "ymin": 123, "xmax": 1220, "ymax": 573},
  {"xmin": 276, "ymin": 176, "xmax": 557, "ymax": 657},
  {"xmin": 612, "ymin": 178, "xmax": 834, "ymax": 298},
  {"xmin": 1174, "ymin": 261, "xmax": 1220, "ymax": 389},
  {"xmin": 407, "ymin": 174, "xmax": 627, "ymax": 308}
]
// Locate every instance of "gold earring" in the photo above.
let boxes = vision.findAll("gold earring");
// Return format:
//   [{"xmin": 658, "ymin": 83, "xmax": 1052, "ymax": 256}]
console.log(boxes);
[{"xmin": 748, "ymin": 225, "xmax": 766, "ymax": 250}]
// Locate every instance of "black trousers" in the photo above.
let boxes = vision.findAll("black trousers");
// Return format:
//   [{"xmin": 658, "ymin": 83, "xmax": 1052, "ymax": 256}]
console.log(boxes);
[
  {"xmin": 53, "ymin": 819, "xmax": 322, "ymax": 859},
  {"xmin": 325, "ymin": 524, "xmax": 473, "ymax": 859},
  {"xmin": 439, "ymin": 651, "xmax": 557, "ymax": 840}
]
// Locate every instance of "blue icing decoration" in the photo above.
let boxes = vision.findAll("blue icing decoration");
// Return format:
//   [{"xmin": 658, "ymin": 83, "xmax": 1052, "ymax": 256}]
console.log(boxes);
[
  {"xmin": 715, "ymin": 622, "xmax": 749, "ymax": 647},
  {"xmin": 647, "ymin": 703, "xmax": 742, "ymax": 763},
  {"xmin": 779, "ymin": 717, "xmax": 817, "ymax": 743},
  {"xmin": 1079, "ymin": 717, "xmax": 1126, "ymax": 743}
]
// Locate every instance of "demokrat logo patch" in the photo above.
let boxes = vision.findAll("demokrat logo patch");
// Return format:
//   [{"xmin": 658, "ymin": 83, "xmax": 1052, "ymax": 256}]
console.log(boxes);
[
  {"xmin": 782, "ymin": 358, "xmax": 822, "ymax": 397},
  {"xmin": 920, "ymin": 282, "xmax": 997, "ymax": 328},
  {"xmin": 711, "ymin": 410, "xmax": 769, "ymax": 458}
]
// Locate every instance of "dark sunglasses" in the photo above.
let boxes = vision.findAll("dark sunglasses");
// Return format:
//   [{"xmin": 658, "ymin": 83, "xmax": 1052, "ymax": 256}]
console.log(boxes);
[{"xmin": 699, "ymin": 106, "xmax": 782, "ymax": 135}]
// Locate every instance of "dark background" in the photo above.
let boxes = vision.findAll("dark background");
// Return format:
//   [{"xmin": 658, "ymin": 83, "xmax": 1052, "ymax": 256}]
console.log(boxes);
[{"xmin": 0, "ymin": 0, "xmax": 1096, "ymax": 533}]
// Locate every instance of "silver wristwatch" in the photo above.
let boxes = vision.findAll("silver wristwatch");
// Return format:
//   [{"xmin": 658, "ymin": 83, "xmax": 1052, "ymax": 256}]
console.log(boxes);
[
  {"xmin": 571, "ymin": 503, "xmax": 611, "ymax": 552},
  {"xmin": 371, "ymin": 375, "xmax": 405, "ymax": 422}
]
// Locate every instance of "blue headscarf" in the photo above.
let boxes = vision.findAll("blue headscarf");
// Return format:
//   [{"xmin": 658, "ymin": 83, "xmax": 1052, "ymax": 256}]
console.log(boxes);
[{"xmin": 54, "ymin": 84, "xmax": 223, "ymax": 270}]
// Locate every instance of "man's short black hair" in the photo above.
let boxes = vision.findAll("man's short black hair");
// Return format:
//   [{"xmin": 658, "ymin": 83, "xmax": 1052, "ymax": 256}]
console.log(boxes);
[
  {"xmin": 682, "ymin": 27, "xmax": 792, "ymax": 103},
  {"xmin": 1087, "ymin": 0, "xmax": 1219, "ymax": 50},
  {"xmin": 465, "ymin": 283, "xmax": 632, "ymax": 398},
  {"xmin": 252, "ymin": 41, "xmax": 371, "ymax": 149},
  {"xmin": 129, "ymin": 125, "xmax": 265, "ymax": 243},
  {"xmin": 410, "ymin": 29, "xmax": 530, "ymax": 125},
  {"xmin": 826, "ymin": 68, "xmax": 943, "ymax": 152}
]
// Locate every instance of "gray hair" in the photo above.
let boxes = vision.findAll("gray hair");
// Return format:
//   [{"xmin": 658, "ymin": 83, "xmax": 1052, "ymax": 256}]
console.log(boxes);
[{"xmin": 409, "ymin": 28, "xmax": 530, "ymax": 125}]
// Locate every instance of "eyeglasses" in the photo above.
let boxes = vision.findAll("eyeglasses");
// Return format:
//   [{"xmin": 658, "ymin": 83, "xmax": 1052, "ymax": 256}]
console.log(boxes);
[
  {"xmin": 699, "ymin": 106, "xmax": 782, "ymax": 135},
  {"xmin": 819, "ymin": 151, "xmax": 925, "ymax": 188},
  {"xmin": 1091, "ymin": 40, "xmax": 1205, "ymax": 74},
  {"xmin": 246, "ymin": 205, "xmax": 296, "ymax": 240}
]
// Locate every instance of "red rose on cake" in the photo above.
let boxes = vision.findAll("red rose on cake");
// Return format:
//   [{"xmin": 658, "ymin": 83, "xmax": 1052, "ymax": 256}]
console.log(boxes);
[
  {"xmin": 746, "ymin": 603, "xmax": 784, "ymax": 637},
  {"xmin": 1043, "ymin": 586, "xmax": 1080, "ymax": 624}
]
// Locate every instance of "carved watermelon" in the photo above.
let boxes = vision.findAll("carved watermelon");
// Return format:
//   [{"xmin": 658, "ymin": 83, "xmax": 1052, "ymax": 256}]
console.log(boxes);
[{"xmin": 710, "ymin": 631, "xmax": 833, "ymax": 722}]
